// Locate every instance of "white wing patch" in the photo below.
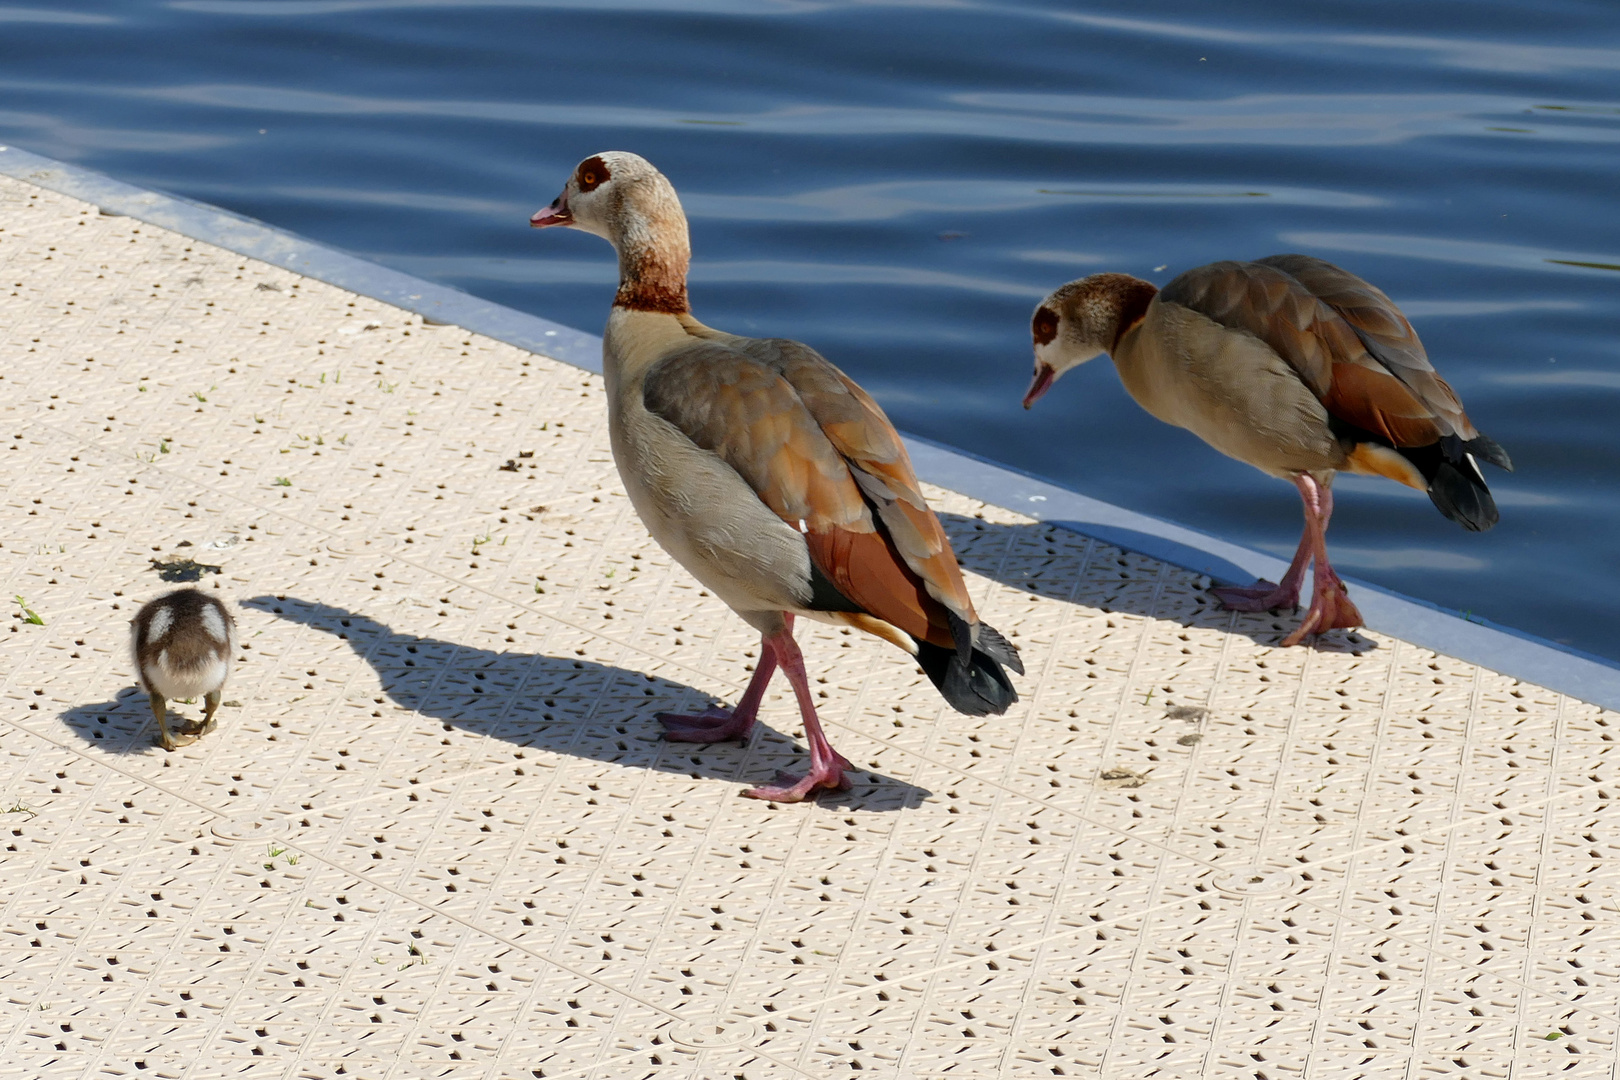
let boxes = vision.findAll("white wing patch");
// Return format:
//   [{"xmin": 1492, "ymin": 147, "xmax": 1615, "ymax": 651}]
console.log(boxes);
[
  {"xmin": 200, "ymin": 603, "xmax": 229, "ymax": 644},
  {"xmin": 146, "ymin": 606, "xmax": 174, "ymax": 644}
]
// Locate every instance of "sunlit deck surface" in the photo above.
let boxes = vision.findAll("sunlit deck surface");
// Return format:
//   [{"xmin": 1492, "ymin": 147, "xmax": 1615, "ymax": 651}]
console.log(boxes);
[{"xmin": 2, "ymin": 173, "xmax": 1617, "ymax": 1080}]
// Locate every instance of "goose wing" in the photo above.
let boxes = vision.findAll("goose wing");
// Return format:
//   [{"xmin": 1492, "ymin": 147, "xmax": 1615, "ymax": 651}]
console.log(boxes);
[
  {"xmin": 1159, "ymin": 258, "xmax": 1465, "ymax": 449},
  {"xmin": 641, "ymin": 338, "xmax": 975, "ymax": 650}
]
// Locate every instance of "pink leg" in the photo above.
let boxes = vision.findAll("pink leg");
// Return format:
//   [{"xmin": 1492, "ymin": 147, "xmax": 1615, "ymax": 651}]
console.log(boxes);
[
  {"xmin": 741, "ymin": 623, "xmax": 853, "ymax": 803},
  {"xmin": 657, "ymin": 636, "xmax": 780, "ymax": 744},
  {"xmin": 1282, "ymin": 481, "xmax": 1362, "ymax": 646},
  {"xmin": 1209, "ymin": 524, "xmax": 1312, "ymax": 613}
]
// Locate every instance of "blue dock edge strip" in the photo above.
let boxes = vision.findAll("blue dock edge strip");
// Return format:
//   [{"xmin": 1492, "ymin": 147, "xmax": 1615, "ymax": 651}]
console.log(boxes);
[{"xmin": 5, "ymin": 143, "xmax": 1616, "ymax": 712}]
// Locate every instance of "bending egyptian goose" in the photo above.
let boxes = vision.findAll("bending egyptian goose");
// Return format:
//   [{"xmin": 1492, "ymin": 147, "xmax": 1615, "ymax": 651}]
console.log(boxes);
[
  {"xmin": 131, "ymin": 587, "xmax": 236, "ymax": 750},
  {"xmin": 1022, "ymin": 255, "xmax": 1511, "ymax": 646},
  {"xmin": 531, "ymin": 152, "xmax": 1022, "ymax": 801}
]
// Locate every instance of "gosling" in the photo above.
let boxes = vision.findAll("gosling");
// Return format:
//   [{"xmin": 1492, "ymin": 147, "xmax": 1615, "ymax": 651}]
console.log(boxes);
[{"xmin": 131, "ymin": 588, "xmax": 236, "ymax": 751}]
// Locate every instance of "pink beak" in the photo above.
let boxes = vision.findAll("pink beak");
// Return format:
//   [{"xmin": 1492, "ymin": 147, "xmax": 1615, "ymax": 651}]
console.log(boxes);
[
  {"xmin": 1022, "ymin": 363, "xmax": 1056, "ymax": 409},
  {"xmin": 529, "ymin": 191, "xmax": 572, "ymax": 229}
]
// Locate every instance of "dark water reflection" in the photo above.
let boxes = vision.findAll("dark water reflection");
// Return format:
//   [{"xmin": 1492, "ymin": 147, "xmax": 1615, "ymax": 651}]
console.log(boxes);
[{"xmin": 3, "ymin": 0, "xmax": 1617, "ymax": 655}]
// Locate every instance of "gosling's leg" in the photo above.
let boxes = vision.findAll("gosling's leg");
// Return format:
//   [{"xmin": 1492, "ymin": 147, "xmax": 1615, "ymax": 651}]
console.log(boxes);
[
  {"xmin": 200, "ymin": 689, "xmax": 222, "ymax": 738},
  {"xmin": 150, "ymin": 693, "xmax": 180, "ymax": 752}
]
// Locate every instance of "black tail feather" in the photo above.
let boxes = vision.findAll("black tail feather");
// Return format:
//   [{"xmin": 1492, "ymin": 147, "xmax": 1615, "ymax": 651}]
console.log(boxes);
[
  {"xmin": 1387, "ymin": 432, "xmax": 1504, "ymax": 532},
  {"xmin": 1428, "ymin": 459, "xmax": 1498, "ymax": 531},
  {"xmin": 1466, "ymin": 434, "xmax": 1513, "ymax": 473},
  {"xmin": 973, "ymin": 622, "xmax": 1024, "ymax": 676},
  {"xmin": 917, "ymin": 627, "xmax": 1020, "ymax": 717}
]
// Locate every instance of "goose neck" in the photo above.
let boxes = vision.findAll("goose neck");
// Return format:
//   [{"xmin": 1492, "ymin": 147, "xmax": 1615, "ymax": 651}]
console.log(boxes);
[{"xmin": 611, "ymin": 201, "xmax": 690, "ymax": 316}]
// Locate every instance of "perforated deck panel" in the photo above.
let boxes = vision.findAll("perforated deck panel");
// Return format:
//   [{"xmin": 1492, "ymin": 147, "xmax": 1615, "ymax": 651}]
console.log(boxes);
[{"xmin": 1, "ymin": 175, "xmax": 1617, "ymax": 1079}]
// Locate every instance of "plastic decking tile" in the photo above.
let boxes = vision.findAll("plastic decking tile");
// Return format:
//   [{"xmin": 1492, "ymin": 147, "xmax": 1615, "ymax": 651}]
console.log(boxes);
[{"xmin": 1, "ymin": 175, "xmax": 1617, "ymax": 1080}]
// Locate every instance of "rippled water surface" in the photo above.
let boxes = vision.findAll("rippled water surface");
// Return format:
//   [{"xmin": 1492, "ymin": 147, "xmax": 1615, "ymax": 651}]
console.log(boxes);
[{"xmin": 4, "ymin": 1, "xmax": 1617, "ymax": 657}]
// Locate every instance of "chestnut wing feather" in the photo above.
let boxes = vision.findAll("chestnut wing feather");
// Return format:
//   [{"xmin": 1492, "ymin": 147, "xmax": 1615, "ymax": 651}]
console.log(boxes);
[
  {"xmin": 1256, "ymin": 254, "xmax": 1477, "ymax": 440},
  {"xmin": 642, "ymin": 340, "xmax": 965, "ymax": 647},
  {"xmin": 737, "ymin": 337, "xmax": 977, "ymax": 625},
  {"xmin": 1159, "ymin": 259, "xmax": 1466, "ymax": 448}
]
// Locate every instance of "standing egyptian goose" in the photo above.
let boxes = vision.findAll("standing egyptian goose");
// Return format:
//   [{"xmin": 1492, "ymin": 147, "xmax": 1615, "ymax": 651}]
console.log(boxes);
[
  {"xmin": 131, "ymin": 587, "xmax": 236, "ymax": 750},
  {"xmin": 530, "ymin": 152, "xmax": 1021, "ymax": 801},
  {"xmin": 1022, "ymin": 256, "xmax": 1511, "ymax": 646}
]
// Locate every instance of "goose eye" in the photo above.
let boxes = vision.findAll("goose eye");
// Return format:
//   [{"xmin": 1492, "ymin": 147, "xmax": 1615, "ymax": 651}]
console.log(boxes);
[
  {"xmin": 575, "ymin": 157, "xmax": 611, "ymax": 193},
  {"xmin": 1032, "ymin": 306, "xmax": 1059, "ymax": 346}
]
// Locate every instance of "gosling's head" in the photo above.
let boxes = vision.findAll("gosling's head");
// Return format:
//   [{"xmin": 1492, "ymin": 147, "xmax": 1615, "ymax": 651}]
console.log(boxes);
[{"xmin": 1022, "ymin": 273, "xmax": 1158, "ymax": 408}]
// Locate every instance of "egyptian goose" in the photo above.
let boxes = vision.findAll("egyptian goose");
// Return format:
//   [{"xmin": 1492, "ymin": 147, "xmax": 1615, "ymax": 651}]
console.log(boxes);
[
  {"xmin": 531, "ymin": 152, "xmax": 1022, "ymax": 801},
  {"xmin": 1022, "ymin": 255, "xmax": 1511, "ymax": 646},
  {"xmin": 131, "ymin": 587, "xmax": 236, "ymax": 750}
]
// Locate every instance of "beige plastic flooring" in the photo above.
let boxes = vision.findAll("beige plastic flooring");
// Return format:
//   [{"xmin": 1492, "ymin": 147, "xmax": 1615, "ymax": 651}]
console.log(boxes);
[{"xmin": 0, "ymin": 174, "xmax": 1617, "ymax": 1080}]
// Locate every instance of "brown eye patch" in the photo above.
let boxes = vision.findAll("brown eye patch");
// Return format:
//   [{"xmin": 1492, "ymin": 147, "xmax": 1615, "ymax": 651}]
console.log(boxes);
[
  {"xmin": 576, "ymin": 155, "xmax": 611, "ymax": 193},
  {"xmin": 1031, "ymin": 305, "xmax": 1059, "ymax": 346}
]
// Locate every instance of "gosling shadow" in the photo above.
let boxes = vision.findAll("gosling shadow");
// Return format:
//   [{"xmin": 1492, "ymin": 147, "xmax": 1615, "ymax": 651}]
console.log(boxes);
[
  {"xmin": 58, "ymin": 691, "xmax": 167, "ymax": 755},
  {"xmin": 240, "ymin": 596, "xmax": 931, "ymax": 810},
  {"xmin": 937, "ymin": 513, "xmax": 1376, "ymax": 655}
]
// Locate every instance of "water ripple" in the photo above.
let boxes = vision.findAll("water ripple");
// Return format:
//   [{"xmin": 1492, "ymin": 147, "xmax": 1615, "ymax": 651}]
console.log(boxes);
[{"xmin": 3, "ymin": 0, "xmax": 1618, "ymax": 656}]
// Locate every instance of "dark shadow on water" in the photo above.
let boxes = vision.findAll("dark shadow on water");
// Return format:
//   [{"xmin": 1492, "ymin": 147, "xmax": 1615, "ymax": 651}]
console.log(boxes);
[
  {"xmin": 937, "ymin": 512, "xmax": 1377, "ymax": 656},
  {"xmin": 233, "ymin": 596, "xmax": 929, "ymax": 810}
]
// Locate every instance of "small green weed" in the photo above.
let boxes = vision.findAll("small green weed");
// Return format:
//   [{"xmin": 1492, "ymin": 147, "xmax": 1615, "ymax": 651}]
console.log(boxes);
[
  {"xmin": 376, "ymin": 941, "xmax": 428, "ymax": 971},
  {"xmin": 273, "ymin": 477, "xmax": 292, "ymax": 487},
  {"xmin": 13, "ymin": 596, "xmax": 43, "ymax": 625},
  {"xmin": 263, "ymin": 844, "xmax": 299, "ymax": 870}
]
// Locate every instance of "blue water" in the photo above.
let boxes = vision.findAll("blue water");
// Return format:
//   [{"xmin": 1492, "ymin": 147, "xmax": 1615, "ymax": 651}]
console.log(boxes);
[{"xmin": 4, "ymin": 1, "xmax": 1618, "ymax": 658}]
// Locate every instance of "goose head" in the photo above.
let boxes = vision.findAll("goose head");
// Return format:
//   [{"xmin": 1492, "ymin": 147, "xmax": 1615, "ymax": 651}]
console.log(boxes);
[
  {"xmin": 531, "ymin": 152, "xmax": 687, "ymax": 247},
  {"xmin": 530, "ymin": 152, "xmax": 691, "ymax": 312},
  {"xmin": 1022, "ymin": 273, "xmax": 1158, "ymax": 408}
]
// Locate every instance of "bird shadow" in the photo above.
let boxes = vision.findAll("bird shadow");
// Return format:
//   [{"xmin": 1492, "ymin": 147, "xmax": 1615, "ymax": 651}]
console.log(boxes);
[
  {"xmin": 57, "ymin": 690, "xmax": 183, "ymax": 755},
  {"xmin": 234, "ymin": 596, "xmax": 930, "ymax": 810},
  {"xmin": 938, "ymin": 513, "xmax": 1377, "ymax": 656}
]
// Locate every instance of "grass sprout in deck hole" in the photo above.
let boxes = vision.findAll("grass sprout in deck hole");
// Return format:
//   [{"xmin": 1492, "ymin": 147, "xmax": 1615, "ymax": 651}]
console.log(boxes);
[
  {"xmin": 263, "ymin": 844, "xmax": 299, "ymax": 870},
  {"xmin": 377, "ymin": 941, "xmax": 428, "ymax": 971},
  {"xmin": 273, "ymin": 477, "xmax": 292, "ymax": 487},
  {"xmin": 13, "ymin": 596, "xmax": 43, "ymax": 625},
  {"xmin": 192, "ymin": 386, "xmax": 215, "ymax": 403}
]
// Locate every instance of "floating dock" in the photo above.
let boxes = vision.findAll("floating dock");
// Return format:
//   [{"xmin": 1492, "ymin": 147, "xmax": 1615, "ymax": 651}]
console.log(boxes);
[{"xmin": 2, "ymin": 149, "xmax": 1617, "ymax": 1079}]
